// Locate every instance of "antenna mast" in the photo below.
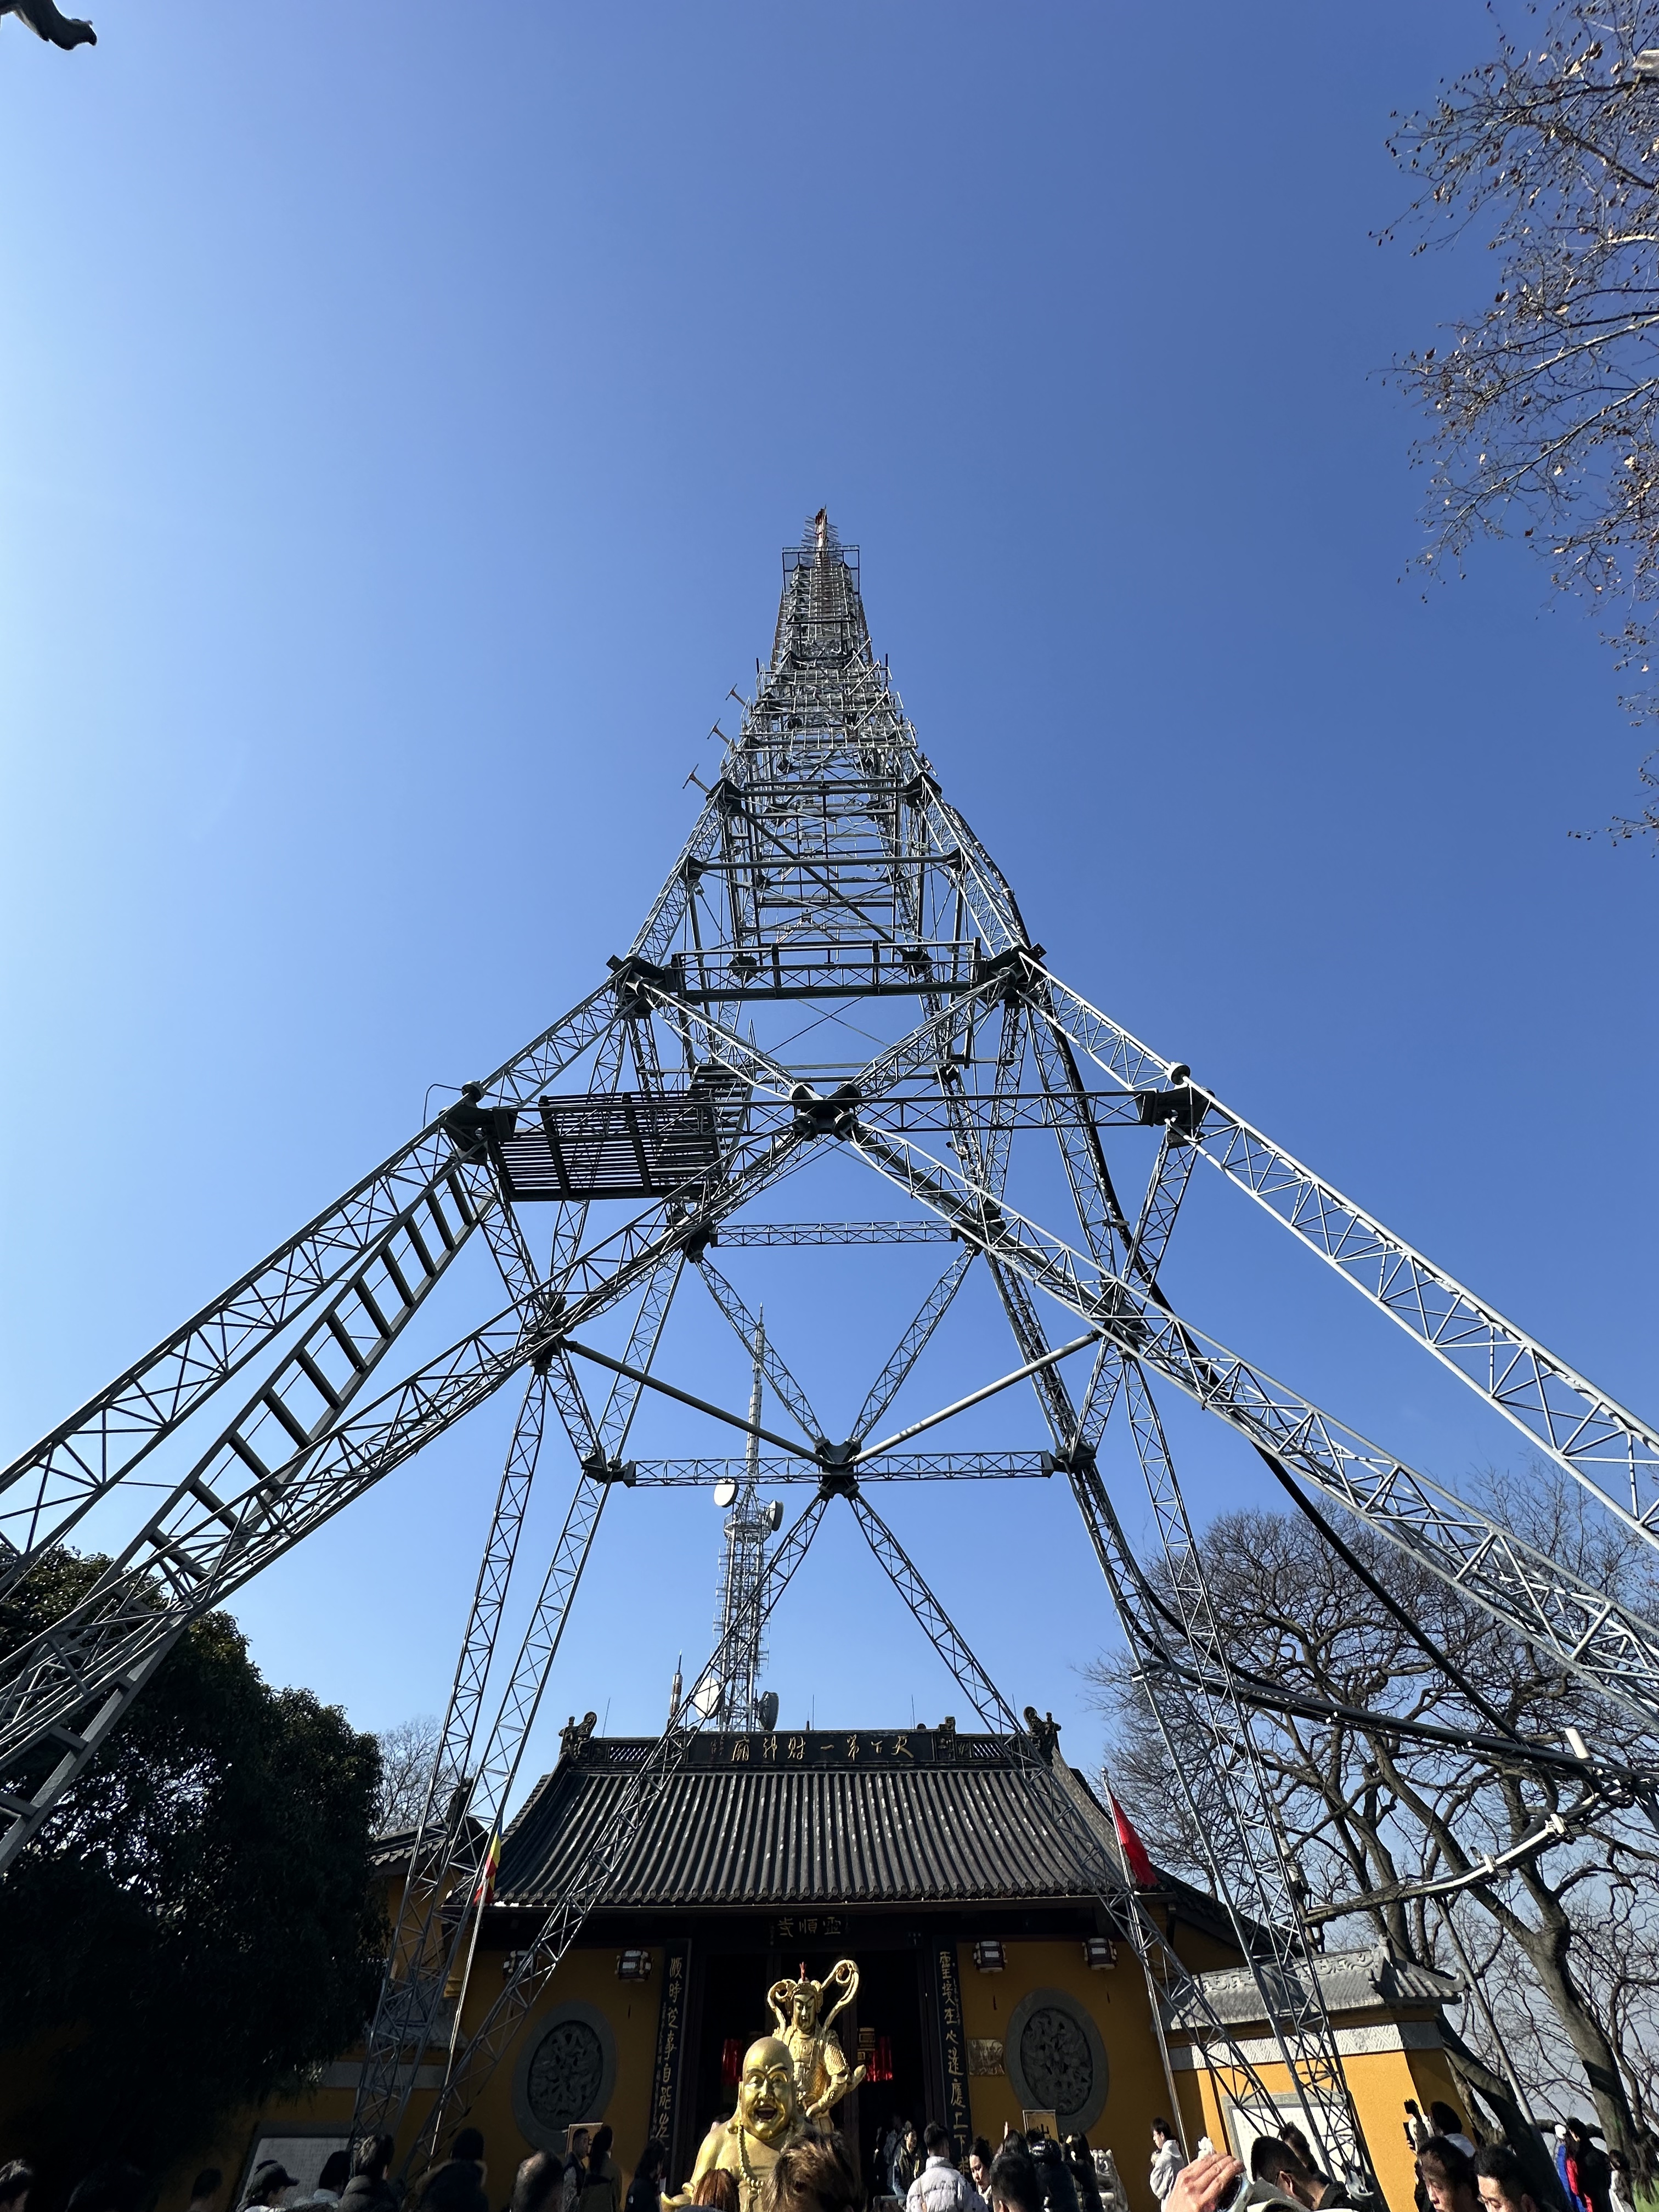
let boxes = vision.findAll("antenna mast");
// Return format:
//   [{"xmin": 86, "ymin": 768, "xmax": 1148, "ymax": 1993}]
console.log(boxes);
[{"xmin": 710, "ymin": 1309, "xmax": 773, "ymax": 1728}]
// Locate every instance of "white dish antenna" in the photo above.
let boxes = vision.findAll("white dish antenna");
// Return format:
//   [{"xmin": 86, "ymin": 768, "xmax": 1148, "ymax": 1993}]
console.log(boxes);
[{"xmin": 713, "ymin": 1477, "xmax": 738, "ymax": 1508}]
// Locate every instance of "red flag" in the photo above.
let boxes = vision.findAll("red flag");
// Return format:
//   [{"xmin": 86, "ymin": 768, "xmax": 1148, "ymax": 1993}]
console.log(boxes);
[
  {"xmin": 473, "ymin": 1830, "xmax": 501, "ymax": 1906},
  {"xmin": 1107, "ymin": 1787, "xmax": 1158, "ymax": 1888}
]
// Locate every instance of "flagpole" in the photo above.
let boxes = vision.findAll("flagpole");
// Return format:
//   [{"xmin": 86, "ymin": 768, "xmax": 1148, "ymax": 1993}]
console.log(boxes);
[
  {"xmin": 442, "ymin": 1835, "xmax": 499, "ymax": 2094},
  {"xmin": 1106, "ymin": 1780, "xmax": 1190, "ymax": 2158}
]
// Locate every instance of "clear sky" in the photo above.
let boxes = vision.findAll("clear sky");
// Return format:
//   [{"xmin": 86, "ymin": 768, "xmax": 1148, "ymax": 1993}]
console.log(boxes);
[{"xmin": 2, "ymin": 4, "xmax": 1653, "ymax": 1799}]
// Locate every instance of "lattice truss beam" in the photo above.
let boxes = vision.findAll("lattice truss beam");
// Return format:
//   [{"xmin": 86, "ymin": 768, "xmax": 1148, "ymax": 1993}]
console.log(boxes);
[{"xmin": 2, "ymin": 522, "xmax": 1656, "ymax": 2176}]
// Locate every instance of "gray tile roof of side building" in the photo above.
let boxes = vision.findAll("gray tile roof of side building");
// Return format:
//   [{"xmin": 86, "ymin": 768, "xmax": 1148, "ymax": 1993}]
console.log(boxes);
[
  {"xmin": 493, "ymin": 1728, "xmax": 1214, "ymax": 1916},
  {"xmin": 1173, "ymin": 1945, "xmax": 1460, "ymax": 2029}
]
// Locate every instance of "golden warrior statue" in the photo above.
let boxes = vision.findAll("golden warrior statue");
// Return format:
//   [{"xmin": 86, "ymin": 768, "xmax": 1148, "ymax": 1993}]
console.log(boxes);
[
  {"xmin": 768, "ymin": 1958, "xmax": 867, "ymax": 2120},
  {"xmin": 668, "ymin": 2036, "xmax": 804, "ymax": 2212}
]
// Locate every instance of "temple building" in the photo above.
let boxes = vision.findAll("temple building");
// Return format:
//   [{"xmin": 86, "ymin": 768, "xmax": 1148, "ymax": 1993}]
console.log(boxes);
[{"xmin": 230, "ymin": 1721, "xmax": 1483, "ymax": 2212}]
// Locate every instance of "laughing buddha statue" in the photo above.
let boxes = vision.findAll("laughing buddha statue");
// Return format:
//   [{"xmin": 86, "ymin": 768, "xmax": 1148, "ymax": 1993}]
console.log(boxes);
[{"xmin": 669, "ymin": 2036, "xmax": 804, "ymax": 2212}]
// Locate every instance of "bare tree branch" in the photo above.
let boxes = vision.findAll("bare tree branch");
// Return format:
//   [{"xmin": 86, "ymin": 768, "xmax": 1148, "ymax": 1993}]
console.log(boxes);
[
  {"xmin": 1386, "ymin": 3, "xmax": 1659, "ymax": 843},
  {"xmin": 372, "ymin": 1712, "xmax": 440, "ymax": 1836},
  {"xmin": 1089, "ymin": 1464, "xmax": 1659, "ymax": 2177}
]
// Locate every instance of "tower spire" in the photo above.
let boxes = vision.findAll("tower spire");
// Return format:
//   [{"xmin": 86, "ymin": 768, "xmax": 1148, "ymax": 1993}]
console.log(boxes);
[{"xmin": 710, "ymin": 1308, "xmax": 772, "ymax": 1729}]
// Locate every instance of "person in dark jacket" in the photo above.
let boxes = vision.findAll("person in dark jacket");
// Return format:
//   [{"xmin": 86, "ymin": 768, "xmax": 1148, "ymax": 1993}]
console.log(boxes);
[
  {"xmin": 1562, "ymin": 2127, "xmax": 1610, "ymax": 2212},
  {"xmin": 66, "ymin": 2170, "xmax": 148, "ymax": 2212},
  {"xmin": 242, "ymin": 2166, "xmax": 297, "ymax": 2212},
  {"xmin": 892, "ymin": 2131, "xmax": 924, "ymax": 2198},
  {"xmin": 882, "ymin": 2129, "xmax": 903, "ymax": 2203},
  {"xmin": 512, "ymin": 2157, "xmax": 563, "ymax": 2212},
  {"xmin": 1250, "ymin": 2140, "xmax": 1356, "ymax": 2212},
  {"xmin": 1278, "ymin": 2135, "xmax": 1328, "ymax": 2195},
  {"xmin": 988, "ymin": 2149, "xmax": 1042, "ymax": 2212},
  {"xmin": 575, "ymin": 2128, "xmax": 620, "ymax": 2212},
  {"xmin": 1026, "ymin": 2136, "xmax": 1078, "ymax": 2212},
  {"xmin": 306, "ymin": 2157, "xmax": 352, "ymax": 2211},
  {"xmin": 340, "ymin": 2138, "xmax": 399, "ymax": 2212},
  {"xmin": 419, "ymin": 2132, "xmax": 488, "ymax": 2212},
  {"xmin": 1062, "ymin": 2141, "xmax": 1103, "ymax": 2212},
  {"xmin": 563, "ymin": 2135, "xmax": 594, "ymax": 2212},
  {"xmin": 625, "ymin": 2142, "xmax": 667, "ymax": 2212}
]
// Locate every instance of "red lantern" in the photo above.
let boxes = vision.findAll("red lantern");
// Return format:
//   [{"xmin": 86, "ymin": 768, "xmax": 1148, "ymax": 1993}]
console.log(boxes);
[
  {"xmin": 869, "ymin": 2036, "xmax": 894, "ymax": 2084},
  {"xmin": 721, "ymin": 2037, "xmax": 742, "ymax": 2091}
]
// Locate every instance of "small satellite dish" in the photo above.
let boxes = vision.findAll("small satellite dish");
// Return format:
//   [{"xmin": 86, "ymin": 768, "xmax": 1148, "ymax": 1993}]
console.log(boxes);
[
  {"xmin": 765, "ymin": 1498, "xmax": 783, "ymax": 1532},
  {"xmin": 758, "ymin": 1690, "xmax": 780, "ymax": 1733},
  {"xmin": 692, "ymin": 1677, "xmax": 724, "ymax": 1718},
  {"xmin": 713, "ymin": 1477, "xmax": 738, "ymax": 1508}
]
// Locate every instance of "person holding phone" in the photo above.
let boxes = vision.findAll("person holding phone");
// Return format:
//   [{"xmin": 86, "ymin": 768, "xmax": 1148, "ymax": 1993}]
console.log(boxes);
[{"xmin": 1164, "ymin": 2148, "xmax": 1250, "ymax": 2212}]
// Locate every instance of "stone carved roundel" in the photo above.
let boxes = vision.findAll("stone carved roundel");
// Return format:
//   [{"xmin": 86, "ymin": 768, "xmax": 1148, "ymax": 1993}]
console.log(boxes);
[
  {"xmin": 1018, "ymin": 2006, "xmax": 1093, "ymax": 2117},
  {"xmin": 1002, "ymin": 1987, "xmax": 1109, "ymax": 2136},
  {"xmin": 512, "ymin": 2000, "xmax": 617, "ymax": 2154},
  {"xmin": 528, "ymin": 2019, "xmax": 605, "ymax": 2128}
]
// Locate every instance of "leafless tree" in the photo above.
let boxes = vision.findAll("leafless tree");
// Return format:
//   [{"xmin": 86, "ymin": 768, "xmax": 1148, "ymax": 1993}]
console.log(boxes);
[
  {"xmin": 1386, "ymin": 3, "xmax": 1659, "ymax": 844},
  {"xmin": 1088, "ymin": 1467, "xmax": 1659, "ymax": 2176},
  {"xmin": 1461, "ymin": 1871, "xmax": 1659, "ymax": 2146},
  {"xmin": 372, "ymin": 1712, "xmax": 439, "ymax": 1835}
]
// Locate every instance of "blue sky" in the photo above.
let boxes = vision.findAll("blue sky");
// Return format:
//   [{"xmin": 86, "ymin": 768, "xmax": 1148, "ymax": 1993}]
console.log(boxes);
[{"xmin": 2, "ymin": 3, "xmax": 1654, "ymax": 1795}]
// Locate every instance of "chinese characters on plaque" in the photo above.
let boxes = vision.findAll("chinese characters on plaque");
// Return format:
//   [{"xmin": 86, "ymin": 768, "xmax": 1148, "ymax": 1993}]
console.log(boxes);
[
  {"xmin": 648, "ymin": 1940, "xmax": 691, "ymax": 2153},
  {"xmin": 934, "ymin": 1944, "xmax": 970, "ymax": 2163},
  {"xmin": 686, "ymin": 1730, "xmax": 944, "ymax": 1770}
]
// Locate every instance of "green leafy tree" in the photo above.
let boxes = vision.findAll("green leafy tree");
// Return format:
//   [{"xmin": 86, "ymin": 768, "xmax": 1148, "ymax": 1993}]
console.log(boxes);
[{"xmin": 0, "ymin": 1556, "xmax": 386, "ymax": 2200}]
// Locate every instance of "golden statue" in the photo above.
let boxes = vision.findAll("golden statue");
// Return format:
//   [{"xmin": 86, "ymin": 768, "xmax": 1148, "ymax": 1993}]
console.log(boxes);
[
  {"xmin": 768, "ymin": 1958, "xmax": 866, "ymax": 2120},
  {"xmin": 668, "ymin": 2036, "xmax": 804, "ymax": 2212}
]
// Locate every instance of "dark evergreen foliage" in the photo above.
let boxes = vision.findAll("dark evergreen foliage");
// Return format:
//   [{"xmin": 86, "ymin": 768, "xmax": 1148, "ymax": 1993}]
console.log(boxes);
[{"xmin": 0, "ymin": 1556, "xmax": 385, "ymax": 2200}]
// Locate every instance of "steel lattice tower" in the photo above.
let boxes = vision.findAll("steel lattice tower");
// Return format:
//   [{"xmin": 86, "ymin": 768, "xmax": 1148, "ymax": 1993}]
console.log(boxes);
[
  {"xmin": 1, "ymin": 514, "xmax": 1657, "ymax": 2183},
  {"xmin": 704, "ymin": 1311, "xmax": 776, "ymax": 1731}
]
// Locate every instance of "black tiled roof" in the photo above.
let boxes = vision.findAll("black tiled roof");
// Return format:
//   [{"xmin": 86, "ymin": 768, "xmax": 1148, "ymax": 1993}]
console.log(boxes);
[
  {"xmin": 495, "ymin": 1729, "xmax": 1134, "ymax": 1912},
  {"xmin": 370, "ymin": 1825, "xmax": 417, "ymax": 1872}
]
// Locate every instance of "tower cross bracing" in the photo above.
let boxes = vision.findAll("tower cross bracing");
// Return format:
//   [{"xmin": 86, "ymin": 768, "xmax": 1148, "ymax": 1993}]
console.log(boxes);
[{"xmin": 0, "ymin": 516, "xmax": 1654, "ymax": 2183}]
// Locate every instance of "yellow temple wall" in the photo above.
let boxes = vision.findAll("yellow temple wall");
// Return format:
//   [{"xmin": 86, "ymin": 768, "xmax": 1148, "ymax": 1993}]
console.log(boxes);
[
  {"xmin": 133, "ymin": 1926, "xmax": 1462, "ymax": 2212},
  {"xmin": 427, "ymin": 1937, "xmax": 663, "ymax": 2177},
  {"xmin": 149, "ymin": 1941, "xmax": 665, "ymax": 2212},
  {"xmin": 957, "ymin": 1938, "xmax": 1181, "ymax": 2212},
  {"xmin": 1177, "ymin": 2018, "xmax": 1465, "ymax": 2212},
  {"xmin": 953, "ymin": 1930, "xmax": 1464, "ymax": 2212}
]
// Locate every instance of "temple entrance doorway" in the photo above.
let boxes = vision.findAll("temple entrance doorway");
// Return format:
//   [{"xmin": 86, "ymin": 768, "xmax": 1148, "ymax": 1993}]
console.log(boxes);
[
  {"xmin": 682, "ymin": 1944, "xmax": 931, "ymax": 2197},
  {"xmin": 844, "ymin": 1945, "xmax": 929, "ymax": 2197}
]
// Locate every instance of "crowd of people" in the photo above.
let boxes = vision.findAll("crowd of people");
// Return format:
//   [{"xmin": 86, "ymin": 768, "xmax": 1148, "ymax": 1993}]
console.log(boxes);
[
  {"xmin": 0, "ymin": 2117, "xmax": 1135, "ymax": 2212},
  {"xmin": 0, "ymin": 2097, "xmax": 1645, "ymax": 2212},
  {"xmin": 1139, "ymin": 2093, "xmax": 1644, "ymax": 2212}
]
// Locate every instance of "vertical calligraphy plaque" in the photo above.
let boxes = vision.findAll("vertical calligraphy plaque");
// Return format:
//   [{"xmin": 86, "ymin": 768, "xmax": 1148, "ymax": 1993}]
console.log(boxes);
[
  {"xmin": 648, "ymin": 1940, "xmax": 691, "ymax": 2175},
  {"xmin": 933, "ymin": 1942, "xmax": 970, "ymax": 2165}
]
